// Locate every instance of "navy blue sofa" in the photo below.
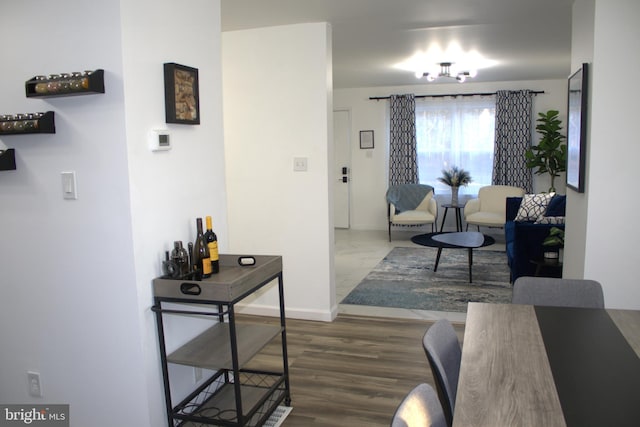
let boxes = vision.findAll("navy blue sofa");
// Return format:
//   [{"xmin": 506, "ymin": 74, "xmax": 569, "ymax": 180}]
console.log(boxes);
[{"xmin": 504, "ymin": 196, "xmax": 566, "ymax": 282}]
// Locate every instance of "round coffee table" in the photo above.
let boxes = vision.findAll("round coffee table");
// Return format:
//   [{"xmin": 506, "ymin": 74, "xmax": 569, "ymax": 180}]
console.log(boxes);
[{"xmin": 431, "ymin": 232, "xmax": 485, "ymax": 283}]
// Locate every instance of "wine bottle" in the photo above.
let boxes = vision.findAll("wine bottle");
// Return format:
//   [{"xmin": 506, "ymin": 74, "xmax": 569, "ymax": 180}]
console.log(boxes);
[
  {"xmin": 192, "ymin": 218, "xmax": 212, "ymax": 279},
  {"xmin": 171, "ymin": 241, "xmax": 189, "ymax": 276},
  {"xmin": 204, "ymin": 216, "xmax": 220, "ymax": 274}
]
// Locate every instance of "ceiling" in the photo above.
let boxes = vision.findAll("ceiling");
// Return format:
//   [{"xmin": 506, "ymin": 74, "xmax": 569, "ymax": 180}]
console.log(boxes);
[{"xmin": 221, "ymin": 0, "xmax": 574, "ymax": 89}]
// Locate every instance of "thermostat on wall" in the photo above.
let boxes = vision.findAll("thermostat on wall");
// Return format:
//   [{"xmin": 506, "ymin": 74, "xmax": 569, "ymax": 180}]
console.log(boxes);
[{"xmin": 149, "ymin": 129, "xmax": 171, "ymax": 151}]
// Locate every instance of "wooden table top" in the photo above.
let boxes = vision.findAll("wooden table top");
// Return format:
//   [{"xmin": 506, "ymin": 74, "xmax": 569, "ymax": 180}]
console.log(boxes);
[{"xmin": 453, "ymin": 303, "xmax": 640, "ymax": 427}]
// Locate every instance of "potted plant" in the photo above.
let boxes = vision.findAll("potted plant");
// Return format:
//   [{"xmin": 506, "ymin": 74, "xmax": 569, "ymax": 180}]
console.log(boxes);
[
  {"xmin": 438, "ymin": 166, "xmax": 472, "ymax": 205},
  {"xmin": 525, "ymin": 110, "xmax": 567, "ymax": 193},
  {"xmin": 543, "ymin": 226, "xmax": 565, "ymax": 261}
]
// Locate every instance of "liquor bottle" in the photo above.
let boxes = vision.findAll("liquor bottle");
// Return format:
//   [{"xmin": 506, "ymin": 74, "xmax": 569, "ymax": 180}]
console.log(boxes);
[
  {"xmin": 204, "ymin": 216, "xmax": 220, "ymax": 274},
  {"xmin": 192, "ymin": 218, "xmax": 212, "ymax": 279},
  {"xmin": 171, "ymin": 241, "xmax": 189, "ymax": 276}
]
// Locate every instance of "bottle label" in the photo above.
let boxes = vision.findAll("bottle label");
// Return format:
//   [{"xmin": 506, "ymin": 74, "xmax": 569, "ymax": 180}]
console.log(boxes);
[
  {"xmin": 208, "ymin": 242, "xmax": 219, "ymax": 261},
  {"xmin": 202, "ymin": 258, "xmax": 212, "ymax": 275}
]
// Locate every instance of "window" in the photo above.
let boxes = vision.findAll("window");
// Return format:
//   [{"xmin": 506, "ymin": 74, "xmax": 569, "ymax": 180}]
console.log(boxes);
[{"xmin": 415, "ymin": 96, "xmax": 495, "ymax": 197}]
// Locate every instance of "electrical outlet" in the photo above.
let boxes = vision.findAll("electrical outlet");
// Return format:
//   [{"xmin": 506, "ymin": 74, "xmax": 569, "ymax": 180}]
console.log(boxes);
[
  {"xmin": 193, "ymin": 367, "xmax": 203, "ymax": 383},
  {"xmin": 27, "ymin": 371, "xmax": 42, "ymax": 397}
]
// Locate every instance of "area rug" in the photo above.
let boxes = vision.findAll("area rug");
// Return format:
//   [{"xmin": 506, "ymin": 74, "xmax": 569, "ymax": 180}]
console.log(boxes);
[{"xmin": 341, "ymin": 246, "xmax": 512, "ymax": 312}]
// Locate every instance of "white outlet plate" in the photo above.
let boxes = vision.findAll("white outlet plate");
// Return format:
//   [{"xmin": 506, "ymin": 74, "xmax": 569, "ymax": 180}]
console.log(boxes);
[{"xmin": 293, "ymin": 157, "xmax": 308, "ymax": 171}]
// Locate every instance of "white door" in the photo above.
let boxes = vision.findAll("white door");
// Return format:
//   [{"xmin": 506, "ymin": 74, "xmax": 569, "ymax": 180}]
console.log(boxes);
[{"xmin": 333, "ymin": 110, "xmax": 351, "ymax": 228}]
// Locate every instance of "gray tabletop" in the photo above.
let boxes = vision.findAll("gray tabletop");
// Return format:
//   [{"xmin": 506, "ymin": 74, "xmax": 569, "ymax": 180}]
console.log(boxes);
[{"xmin": 432, "ymin": 231, "xmax": 484, "ymax": 248}]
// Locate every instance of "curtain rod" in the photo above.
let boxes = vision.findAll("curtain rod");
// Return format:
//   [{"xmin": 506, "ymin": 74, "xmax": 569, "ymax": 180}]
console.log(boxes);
[{"xmin": 369, "ymin": 90, "xmax": 545, "ymax": 101}]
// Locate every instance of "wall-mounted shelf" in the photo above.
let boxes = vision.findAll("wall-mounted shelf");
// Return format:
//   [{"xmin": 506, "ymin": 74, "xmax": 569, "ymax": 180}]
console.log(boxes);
[
  {"xmin": 0, "ymin": 149, "xmax": 16, "ymax": 171},
  {"xmin": 0, "ymin": 111, "xmax": 55, "ymax": 135},
  {"xmin": 25, "ymin": 69, "xmax": 104, "ymax": 98}
]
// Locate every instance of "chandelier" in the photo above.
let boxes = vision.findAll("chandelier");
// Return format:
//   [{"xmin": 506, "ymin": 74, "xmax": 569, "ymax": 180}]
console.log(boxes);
[{"xmin": 416, "ymin": 62, "xmax": 477, "ymax": 83}]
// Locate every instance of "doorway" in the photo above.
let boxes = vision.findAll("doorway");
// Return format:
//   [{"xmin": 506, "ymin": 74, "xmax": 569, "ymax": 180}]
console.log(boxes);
[{"xmin": 333, "ymin": 109, "xmax": 351, "ymax": 229}]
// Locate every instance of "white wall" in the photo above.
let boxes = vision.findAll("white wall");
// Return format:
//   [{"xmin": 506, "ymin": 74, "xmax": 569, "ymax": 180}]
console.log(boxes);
[
  {"xmin": 119, "ymin": 0, "xmax": 227, "ymax": 424},
  {"xmin": 334, "ymin": 79, "xmax": 568, "ymax": 231},
  {"xmin": 222, "ymin": 23, "xmax": 336, "ymax": 321},
  {"xmin": 0, "ymin": 1, "xmax": 227, "ymax": 426},
  {"xmin": 563, "ymin": 0, "xmax": 594, "ymax": 280},
  {"xmin": 581, "ymin": 0, "xmax": 640, "ymax": 309}
]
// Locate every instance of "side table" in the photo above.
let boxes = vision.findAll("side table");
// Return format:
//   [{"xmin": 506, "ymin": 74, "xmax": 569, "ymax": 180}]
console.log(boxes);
[
  {"xmin": 530, "ymin": 257, "xmax": 563, "ymax": 277},
  {"xmin": 440, "ymin": 204, "xmax": 464, "ymax": 232}
]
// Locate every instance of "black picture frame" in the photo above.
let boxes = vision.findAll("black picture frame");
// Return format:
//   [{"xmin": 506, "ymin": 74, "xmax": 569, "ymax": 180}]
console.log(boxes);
[
  {"xmin": 359, "ymin": 130, "xmax": 374, "ymax": 149},
  {"xmin": 566, "ymin": 63, "xmax": 588, "ymax": 193},
  {"xmin": 163, "ymin": 63, "xmax": 200, "ymax": 125}
]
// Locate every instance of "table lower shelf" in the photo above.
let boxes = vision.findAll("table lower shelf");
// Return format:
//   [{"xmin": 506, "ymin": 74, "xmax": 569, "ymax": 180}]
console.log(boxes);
[{"xmin": 174, "ymin": 369, "xmax": 288, "ymax": 426}]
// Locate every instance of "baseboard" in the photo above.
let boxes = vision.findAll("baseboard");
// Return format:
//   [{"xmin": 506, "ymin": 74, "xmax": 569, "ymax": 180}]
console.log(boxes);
[{"xmin": 236, "ymin": 302, "xmax": 337, "ymax": 322}]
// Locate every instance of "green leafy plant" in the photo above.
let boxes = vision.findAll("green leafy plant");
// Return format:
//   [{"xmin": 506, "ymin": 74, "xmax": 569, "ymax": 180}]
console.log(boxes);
[
  {"xmin": 543, "ymin": 226, "xmax": 565, "ymax": 248},
  {"xmin": 438, "ymin": 166, "xmax": 472, "ymax": 187},
  {"xmin": 525, "ymin": 110, "xmax": 567, "ymax": 192}
]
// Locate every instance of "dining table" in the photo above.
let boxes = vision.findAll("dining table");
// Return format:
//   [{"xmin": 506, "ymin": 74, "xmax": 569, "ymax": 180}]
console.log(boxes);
[{"xmin": 453, "ymin": 302, "xmax": 640, "ymax": 427}]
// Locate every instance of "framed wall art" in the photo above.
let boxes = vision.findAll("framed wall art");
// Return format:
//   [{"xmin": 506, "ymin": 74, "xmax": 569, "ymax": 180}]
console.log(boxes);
[
  {"xmin": 359, "ymin": 130, "xmax": 374, "ymax": 149},
  {"xmin": 566, "ymin": 63, "xmax": 588, "ymax": 193},
  {"xmin": 163, "ymin": 63, "xmax": 200, "ymax": 125}
]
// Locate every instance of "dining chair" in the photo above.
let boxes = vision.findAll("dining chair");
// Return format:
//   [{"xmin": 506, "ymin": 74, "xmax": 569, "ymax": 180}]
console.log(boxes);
[
  {"xmin": 422, "ymin": 319, "xmax": 461, "ymax": 427},
  {"xmin": 512, "ymin": 276, "xmax": 604, "ymax": 308},
  {"xmin": 391, "ymin": 383, "xmax": 447, "ymax": 427}
]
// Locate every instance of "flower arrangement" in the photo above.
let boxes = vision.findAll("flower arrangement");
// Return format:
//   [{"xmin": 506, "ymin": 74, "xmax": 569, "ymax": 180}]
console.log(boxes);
[
  {"xmin": 438, "ymin": 166, "xmax": 472, "ymax": 205},
  {"xmin": 438, "ymin": 166, "xmax": 472, "ymax": 188}
]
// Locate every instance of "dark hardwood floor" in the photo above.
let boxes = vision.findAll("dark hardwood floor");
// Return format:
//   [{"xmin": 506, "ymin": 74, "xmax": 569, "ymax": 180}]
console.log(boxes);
[{"xmin": 243, "ymin": 314, "xmax": 465, "ymax": 426}]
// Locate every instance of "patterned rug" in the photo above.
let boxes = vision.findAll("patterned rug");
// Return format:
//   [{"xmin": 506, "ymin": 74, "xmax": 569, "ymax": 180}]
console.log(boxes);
[{"xmin": 341, "ymin": 246, "xmax": 512, "ymax": 312}]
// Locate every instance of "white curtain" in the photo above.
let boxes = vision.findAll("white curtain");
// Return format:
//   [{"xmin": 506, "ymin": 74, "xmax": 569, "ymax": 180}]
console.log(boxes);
[{"xmin": 415, "ymin": 96, "xmax": 496, "ymax": 197}]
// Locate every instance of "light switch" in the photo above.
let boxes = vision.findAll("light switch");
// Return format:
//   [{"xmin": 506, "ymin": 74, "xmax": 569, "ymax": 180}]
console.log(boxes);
[
  {"xmin": 293, "ymin": 157, "xmax": 308, "ymax": 172},
  {"xmin": 61, "ymin": 171, "xmax": 77, "ymax": 200}
]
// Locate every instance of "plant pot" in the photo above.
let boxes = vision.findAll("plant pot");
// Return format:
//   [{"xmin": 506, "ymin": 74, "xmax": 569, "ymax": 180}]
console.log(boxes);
[
  {"xmin": 543, "ymin": 250, "xmax": 559, "ymax": 260},
  {"xmin": 451, "ymin": 186, "xmax": 459, "ymax": 205}
]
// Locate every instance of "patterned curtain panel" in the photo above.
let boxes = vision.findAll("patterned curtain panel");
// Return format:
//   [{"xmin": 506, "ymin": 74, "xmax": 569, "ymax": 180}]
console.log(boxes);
[
  {"xmin": 492, "ymin": 90, "xmax": 533, "ymax": 192},
  {"xmin": 389, "ymin": 94, "xmax": 418, "ymax": 186}
]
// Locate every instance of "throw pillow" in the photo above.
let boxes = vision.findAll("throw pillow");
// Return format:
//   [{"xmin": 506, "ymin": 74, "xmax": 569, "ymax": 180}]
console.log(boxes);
[
  {"xmin": 545, "ymin": 195, "xmax": 566, "ymax": 217},
  {"xmin": 535, "ymin": 216, "xmax": 565, "ymax": 225},
  {"xmin": 515, "ymin": 193, "xmax": 554, "ymax": 221}
]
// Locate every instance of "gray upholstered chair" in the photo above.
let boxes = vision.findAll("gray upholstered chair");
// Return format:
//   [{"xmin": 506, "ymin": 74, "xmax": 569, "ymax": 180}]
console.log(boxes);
[
  {"xmin": 391, "ymin": 383, "xmax": 447, "ymax": 427},
  {"xmin": 512, "ymin": 277, "xmax": 604, "ymax": 308},
  {"xmin": 422, "ymin": 319, "xmax": 461, "ymax": 427}
]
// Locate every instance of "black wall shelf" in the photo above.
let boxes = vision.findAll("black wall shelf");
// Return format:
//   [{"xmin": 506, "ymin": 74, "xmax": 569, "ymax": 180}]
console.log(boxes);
[
  {"xmin": 25, "ymin": 69, "xmax": 104, "ymax": 98},
  {"xmin": 0, "ymin": 111, "xmax": 55, "ymax": 135},
  {"xmin": 0, "ymin": 149, "xmax": 17, "ymax": 171}
]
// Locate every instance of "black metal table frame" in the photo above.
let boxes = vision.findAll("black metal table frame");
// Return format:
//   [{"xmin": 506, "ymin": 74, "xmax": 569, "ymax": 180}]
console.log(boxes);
[
  {"xmin": 432, "ymin": 232, "xmax": 484, "ymax": 283},
  {"xmin": 439, "ymin": 204, "xmax": 464, "ymax": 232}
]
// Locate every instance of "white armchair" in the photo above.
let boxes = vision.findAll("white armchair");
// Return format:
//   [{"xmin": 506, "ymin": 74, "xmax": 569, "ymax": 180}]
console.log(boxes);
[
  {"xmin": 387, "ymin": 184, "xmax": 438, "ymax": 241},
  {"xmin": 464, "ymin": 185, "xmax": 525, "ymax": 230}
]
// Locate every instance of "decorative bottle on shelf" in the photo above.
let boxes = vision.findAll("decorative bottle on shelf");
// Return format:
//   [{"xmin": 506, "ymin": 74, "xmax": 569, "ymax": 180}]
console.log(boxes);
[
  {"xmin": 192, "ymin": 218, "xmax": 212, "ymax": 279},
  {"xmin": 171, "ymin": 241, "xmax": 189, "ymax": 277},
  {"xmin": 203, "ymin": 216, "xmax": 220, "ymax": 274}
]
